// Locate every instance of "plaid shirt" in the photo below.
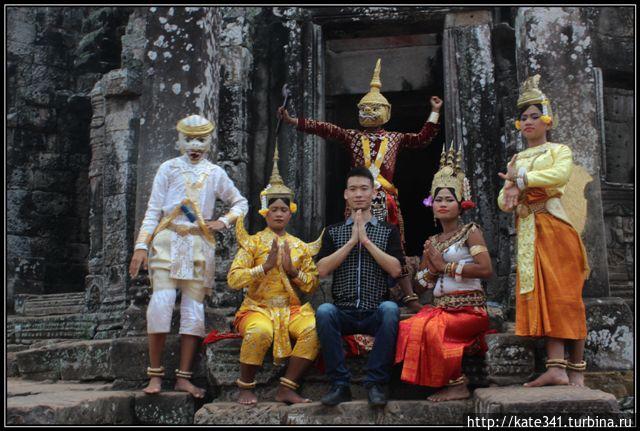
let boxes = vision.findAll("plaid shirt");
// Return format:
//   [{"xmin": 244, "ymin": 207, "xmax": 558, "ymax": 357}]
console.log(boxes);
[{"xmin": 317, "ymin": 216, "xmax": 404, "ymax": 310}]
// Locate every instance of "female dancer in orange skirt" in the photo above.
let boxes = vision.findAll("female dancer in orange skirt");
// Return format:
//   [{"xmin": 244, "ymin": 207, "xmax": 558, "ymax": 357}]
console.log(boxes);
[
  {"xmin": 498, "ymin": 75, "xmax": 590, "ymax": 387},
  {"xmin": 395, "ymin": 143, "xmax": 493, "ymax": 401}
]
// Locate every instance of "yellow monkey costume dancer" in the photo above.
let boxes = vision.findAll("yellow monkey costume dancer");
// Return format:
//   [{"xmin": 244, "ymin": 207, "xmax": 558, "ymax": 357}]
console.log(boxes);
[{"xmin": 228, "ymin": 147, "xmax": 323, "ymax": 367}]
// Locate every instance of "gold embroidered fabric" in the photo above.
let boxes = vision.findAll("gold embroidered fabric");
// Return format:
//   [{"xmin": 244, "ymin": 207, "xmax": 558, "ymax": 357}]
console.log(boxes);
[
  {"xmin": 227, "ymin": 222, "xmax": 320, "ymax": 363},
  {"xmin": 497, "ymin": 143, "xmax": 590, "ymax": 294},
  {"xmin": 428, "ymin": 223, "xmax": 479, "ymax": 253},
  {"xmin": 433, "ymin": 290, "xmax": 486, "ymax": 309}
]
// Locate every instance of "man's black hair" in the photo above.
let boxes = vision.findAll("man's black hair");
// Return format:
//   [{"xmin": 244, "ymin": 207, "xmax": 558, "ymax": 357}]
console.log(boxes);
[{"xmin": 346, "ymin": 166, "xmax": 374, "ymax": 187}]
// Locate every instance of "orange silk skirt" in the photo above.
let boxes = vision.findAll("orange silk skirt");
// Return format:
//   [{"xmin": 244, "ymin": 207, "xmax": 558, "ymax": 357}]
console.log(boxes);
[
  {"xmin": 395, "ymin": 302, "xmax": 489, "ymax": 387},
  {"xmin": 515, "ymin": 195, "xmax": 587, "ymax": 340}
]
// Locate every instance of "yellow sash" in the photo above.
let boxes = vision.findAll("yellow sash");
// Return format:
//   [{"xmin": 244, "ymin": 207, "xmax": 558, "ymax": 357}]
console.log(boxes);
[{"xmin": 361, "ymin": 136, "xmax": 398, "ymax": 195}]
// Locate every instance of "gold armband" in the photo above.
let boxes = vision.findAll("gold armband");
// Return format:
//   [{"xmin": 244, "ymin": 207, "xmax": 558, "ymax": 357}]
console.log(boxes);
[{"xmin": 469, "ymin": 245, "xmax": 488, "ymax": 256}]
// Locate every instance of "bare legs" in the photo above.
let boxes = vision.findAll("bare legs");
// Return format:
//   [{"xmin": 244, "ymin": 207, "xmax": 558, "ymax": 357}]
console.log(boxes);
[
  {"xmin": 143, "ymin": 333, "xmax": 205, "ymax": 398},
  {"xmin": 524, "ymin": 337, "xmax": 571, "ymax": 387},
  {"xmin": 237, "ymin": 357, "xmax": 314, "ymax": 405},
  {"xmin": 237, "ymin": 363, "xmax": 260, "ymax": 405},
  {"xmin": 566, "ymin": 339, "xmax": 586, "ymax": 387},
  {"xmin": 174, "ymin": 334, "xmax": 206, "ymax": 398},
  {"xmin": 275, "ymin": 357, "xmax": 313, "ymax": 404},
  {"xmin": 427, "ymin": 376, "xmax": 471, "ymax": 402},
  {"xmin": 143, "ymin": 333, "xmax": 167, "ymax": 394}
]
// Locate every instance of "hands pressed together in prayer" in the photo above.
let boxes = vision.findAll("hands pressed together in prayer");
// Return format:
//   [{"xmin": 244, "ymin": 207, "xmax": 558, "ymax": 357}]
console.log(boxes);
[
  {"xmin": 262, "ymin": 238, "xmax": 299, "ymax": 279},
  {"xmin": 498, "ymin": 154, "xmax": 521, "ymax": 211},
  {"xmin": 422, "ymin": 240, "xmax": 446, "ymax": 275},
  {"xmin": 348, "ymin": 210, "xmax": 370, "ymax": 247}
]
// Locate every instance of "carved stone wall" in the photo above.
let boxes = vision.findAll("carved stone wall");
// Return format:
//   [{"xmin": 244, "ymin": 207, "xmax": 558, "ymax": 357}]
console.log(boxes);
[{"xmin": 7, "ymin": 7, "xmax": 130, "ymax": 310}]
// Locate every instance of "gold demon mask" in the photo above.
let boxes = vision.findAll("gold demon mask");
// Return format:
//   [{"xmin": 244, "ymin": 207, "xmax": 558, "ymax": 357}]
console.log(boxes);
[{"xmin": 357, "ymin": 58, "xmax": 391, "ymax": 128}]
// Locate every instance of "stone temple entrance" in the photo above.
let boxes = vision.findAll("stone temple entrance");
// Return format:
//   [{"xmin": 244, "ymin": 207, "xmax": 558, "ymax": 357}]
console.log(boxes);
[{"xmin": 324, "ymin": 33, "xmax": 445, "ymax": 256}]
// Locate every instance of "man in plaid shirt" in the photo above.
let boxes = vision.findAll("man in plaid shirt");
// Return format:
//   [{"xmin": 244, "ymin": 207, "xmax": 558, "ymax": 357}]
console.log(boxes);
[{"xmin": 316, "ymin": 167, "xmax": 404, "ymax": 407}]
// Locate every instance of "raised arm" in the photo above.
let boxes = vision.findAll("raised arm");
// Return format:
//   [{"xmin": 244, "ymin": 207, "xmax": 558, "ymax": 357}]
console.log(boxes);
[
  {"xmin": 400, "ymin": 96, "xmax": 442, "ymax": 149},
  {"xmin": 278, "ymin": 106, "xmax": 354, "ymax": 145}
]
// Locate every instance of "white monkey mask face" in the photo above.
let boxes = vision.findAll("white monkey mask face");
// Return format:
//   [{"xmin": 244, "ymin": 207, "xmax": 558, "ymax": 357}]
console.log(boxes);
[{"xmin": 177, "ymin": 132, "xmax": 212, "ymax": 163}]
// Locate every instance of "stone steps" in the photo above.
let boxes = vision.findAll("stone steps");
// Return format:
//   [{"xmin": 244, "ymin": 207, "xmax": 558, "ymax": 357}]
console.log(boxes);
[
  {"xmin": 15, "ymin": 292, "xmax": 86, "ymax": 317},
  {"xmin": 6, "ymin": 378, "xmax": 200, "ymax": 425},
  {"xmin": 7, "ymin": 313, "xmax": 99, "ymax": 345},
  {"xmin": 8, "ymin": 377, "xmax": 621, "ymax": 425}
]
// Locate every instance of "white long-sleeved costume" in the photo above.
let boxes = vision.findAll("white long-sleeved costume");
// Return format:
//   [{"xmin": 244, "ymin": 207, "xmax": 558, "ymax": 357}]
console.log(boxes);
[{"xmin": 138, "ymin": 154, "xmax": 248, "ymax": 336}]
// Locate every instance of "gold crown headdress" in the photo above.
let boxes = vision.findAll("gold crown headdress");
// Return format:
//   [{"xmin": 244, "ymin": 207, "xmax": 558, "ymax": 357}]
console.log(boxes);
[
  {"xmin": 357, "ymin": 58, "xmax": 391, "ymax": 108},
  {"xmin": 423, "ymin": 141, "xmax": 474, "ymax": 209},
  {"xmin": 258, "ymin": 144, "xmax": 297, "ymax": 217},
  {"xmin": 515, "ymin": 74, "xmax": 557, "ymax": 129},
  {"xmin": 176, "ymin": 114, "xmax": 215, "ymax": 137}
]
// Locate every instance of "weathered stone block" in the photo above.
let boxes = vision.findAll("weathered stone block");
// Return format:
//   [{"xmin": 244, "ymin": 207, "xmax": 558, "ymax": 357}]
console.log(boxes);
[
  {"xmin": 195, "ymin": 402, "xmax": 283, "ymax": 425},
  {"xmin": 104, "ymin": 68, "xmax": 142, "ymax": 97},
  {"xmin": 7, "ymin": 390, "xmax": 135, "ymax": 425},
  {"xmin": 110, "ymin": 336, "xmax": 207, "ymax": 382},
  {"xmin": 58, "ymin": 340, "xmax": 114, "ymax": 381},
  {"xmin": 133, "ymin": 392, "xmax": 195, "ymax": 425},
  {"xmin": 205, "ymin": 338, "xmax": 284, "ymax": 387},
  {"xmin": 584, "ymin": 297, "xmax": 633, "ymax": 370},
  {"xmin": 473, "ymin": 385, "xmax": 619, "ymax": 414},
  {"xmin": 484, "ymin": 333, "xmax": 535, "ymax": 385},
  {"xmin": 584, "ymin": 371, "xmax": 634, "ymax": 399}
]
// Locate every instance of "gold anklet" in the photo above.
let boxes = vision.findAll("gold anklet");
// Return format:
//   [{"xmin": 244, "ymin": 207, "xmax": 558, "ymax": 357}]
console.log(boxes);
[
  {"xmin": 147, "ymin": 366, "xmax": 165, "ymax": 378},
  {"xmin": 236, "ymin": 378, "xmax": 257, "ymax": 389},
  {"xmin": 447, "ymin": 375, "xmax": 465, "ymax": 386},
  {"xmin": 545, "ymin": 359, "xmax": 568, "ymax": 369},
  {"xmin": 279, "ymin": 377, "xmax": 300, "ymax": 390},
  {"xmin": 566, "ymin": 360, "xmax": 587, "ymax": 371},
  {"xmin": 175, "ymin": 369, "xmax": 194, "ymax": 379}
]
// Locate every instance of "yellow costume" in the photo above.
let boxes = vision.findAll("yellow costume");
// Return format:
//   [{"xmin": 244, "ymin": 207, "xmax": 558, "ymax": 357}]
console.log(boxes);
[
  {"xmin": 498, "ymin": 75, "xmax": 590, "ymax": 340},
  {"xmin": 227, "ymin": 148, "xmax": 323, "ymax": 365}
]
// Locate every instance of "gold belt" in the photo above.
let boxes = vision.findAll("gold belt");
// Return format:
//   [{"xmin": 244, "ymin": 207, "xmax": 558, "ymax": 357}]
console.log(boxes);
[
  {"xmin": 516, "ymin": 200, "xmax": 549, "ymax": 218},
  {"xmin": 264, "ymin": 296, "xmax": 290, "ymax": 307},
  {"xmin": 433, "ymin": 291, "xmax": 486, "ymax": 309},
  {"xmin": 166, "ymin": 223, "xmax": 203, "ymax": 237}
]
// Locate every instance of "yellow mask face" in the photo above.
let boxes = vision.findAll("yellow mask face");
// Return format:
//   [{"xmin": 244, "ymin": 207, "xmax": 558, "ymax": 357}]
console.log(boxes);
[{"xmin": 358, "ymin": 103, "xmax": 390, "ymax": 127}]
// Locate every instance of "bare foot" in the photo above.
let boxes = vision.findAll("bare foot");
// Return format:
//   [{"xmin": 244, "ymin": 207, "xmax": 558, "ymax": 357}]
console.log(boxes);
[
  {"xmin": 143, "ymin": 376, "xmax": 162, "ymax": 395},
  {"xmin": 174, "ymin": 377, "xmax": 206, "ymax": 398},
  {"xmin": 523, "ymin": 367, "xmax": 569, "ymax": 387},
  {"xmin": 275, "ymin": 386, "xmax": 311, "ymax": 404},
  {"xmin": 427, "ymin": 384, "xmax": 470, "ymax": 402},
  {"xmin": 238, "ymin": 388, "xmax": 257, "ymax": 405},
  {"xmin": 567, "ymin": 370, "xmax": 585, "ymax": 387}
]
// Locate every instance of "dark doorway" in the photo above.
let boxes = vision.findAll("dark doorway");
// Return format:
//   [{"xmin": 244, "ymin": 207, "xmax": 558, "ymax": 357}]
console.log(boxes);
[{"xmin": 324, "ymin": 33, "xmax": 445, "ymax": 257}]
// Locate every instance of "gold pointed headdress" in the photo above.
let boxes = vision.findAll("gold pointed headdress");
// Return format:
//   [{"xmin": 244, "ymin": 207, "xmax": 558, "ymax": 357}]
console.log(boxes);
[
  {"xmin": 423, "ymin": 141, "xmax": 474, "ymax": 209},
  {"xmin": 516, "ymin": 74, "xmax": 557, "ymax": 129},
  {"xmin": 357, "ymin": 58, "xmax": 391, "ymax": 108},
  {"xmin": 259, "ymin": 144, "xmax": 297, "ymax": 216}
]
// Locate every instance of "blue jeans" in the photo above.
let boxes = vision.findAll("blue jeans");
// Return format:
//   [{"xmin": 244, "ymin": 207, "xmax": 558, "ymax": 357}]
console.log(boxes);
[{"xmin": 315, "ymin": 301, "xmax": 400, "ymax": 387}]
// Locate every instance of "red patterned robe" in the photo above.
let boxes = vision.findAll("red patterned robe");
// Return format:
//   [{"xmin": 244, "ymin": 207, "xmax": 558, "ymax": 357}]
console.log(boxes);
[{"xmin": 297, "ymin": 117, "xmax": 440, "ymax": 247}]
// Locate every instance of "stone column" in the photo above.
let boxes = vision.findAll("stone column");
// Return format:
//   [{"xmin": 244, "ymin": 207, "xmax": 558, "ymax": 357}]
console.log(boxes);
[
  {"xmin": 298, "ymin": 21, "xmax": 326, "ymax": 240},
  {"xmin": 443, "ymin": 10, "xmax": 502, "ymax": 302},
  {"xmin": 515, "ymin": 7, "xmax": 609, "ymax": 297}
]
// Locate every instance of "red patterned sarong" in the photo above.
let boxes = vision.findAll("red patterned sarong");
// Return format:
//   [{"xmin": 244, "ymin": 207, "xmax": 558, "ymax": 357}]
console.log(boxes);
[{"xmin": 395, "ymin": 297, "xmax": 489, "ymax": 387}]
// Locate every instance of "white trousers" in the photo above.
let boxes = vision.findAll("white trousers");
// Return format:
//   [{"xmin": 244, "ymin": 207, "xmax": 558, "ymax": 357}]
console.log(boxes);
[{"xmin": 146, "ymin": 288, "xmax": 205, "ymax": 337}]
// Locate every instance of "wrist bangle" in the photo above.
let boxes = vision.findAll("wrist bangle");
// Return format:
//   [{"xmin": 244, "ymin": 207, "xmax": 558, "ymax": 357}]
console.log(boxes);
[{"xmin": 455, "ymin": 261, "xmax": 465, "ymax": 282}]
